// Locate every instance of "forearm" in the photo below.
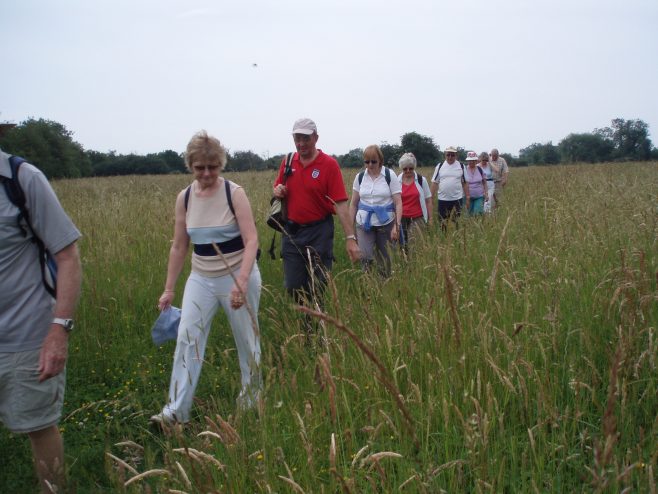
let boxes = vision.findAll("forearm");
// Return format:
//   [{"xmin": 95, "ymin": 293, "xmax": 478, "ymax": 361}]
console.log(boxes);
[
  {"xmin": 52, "ymin": 243, "xmax": 81, "ymax": 319},
  {"xmin": 163, "ymin": 245, "xmax": 188, "ymax": 291},
  {"xmin": 236, "ymin": 237, "xmax": 258, "ymax": 286},
  {"xmin": 336, "ymin": 201, "xmax": 356, "ymax": 237}
]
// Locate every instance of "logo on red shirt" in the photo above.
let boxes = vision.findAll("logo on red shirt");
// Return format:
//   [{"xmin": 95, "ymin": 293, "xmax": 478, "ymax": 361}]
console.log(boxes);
[{"xmin": 311, "ymin": 169, "xmax": 320, "ymax": 179}]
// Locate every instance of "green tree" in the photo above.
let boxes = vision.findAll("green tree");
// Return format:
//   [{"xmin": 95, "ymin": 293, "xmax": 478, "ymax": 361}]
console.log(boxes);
[
  {"xmin": 400, "ymin": 132, "xmax": 441, "ymax": 167},
  {"xmin": 227, "ymin": 150, "xmax": 264, "ymax": 171},
  {"xmin": 559, "ymin": 133, "xmax": 614, "ymax": 163},
  {"xmin": 336, "ymin": 148, "xmax": 364, "ymax": 168},
  {"xmin": 595, "ymin": 118, "xmax": 653, "ymax": 160},
  {"xmin": 379, "ymin": 142, "xmax": 402, "ymax": 168},
  {"xmin": 0, "ymin": 118, "xmax": 91, "ymax": 178},
  {"xmin": 263, "ymin": 153, "xmax": 285, "ymax": 171},
  {"xmin": 519, "ymin": 142, "xmax": 560, "ymax": 165},
  {"xmin": 151, "ymin": 150, "xmax": 185, "ymax": 173}
]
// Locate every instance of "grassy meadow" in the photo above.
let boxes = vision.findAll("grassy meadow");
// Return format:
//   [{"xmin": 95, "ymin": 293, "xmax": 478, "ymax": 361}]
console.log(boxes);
[{"xmin": 1, "ymin": 162, "xmax": 657, "ymax": 493}]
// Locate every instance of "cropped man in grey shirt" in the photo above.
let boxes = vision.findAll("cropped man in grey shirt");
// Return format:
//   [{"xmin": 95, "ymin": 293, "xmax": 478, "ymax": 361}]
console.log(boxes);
[{"xmin": 0, "ymin": 149, "xmax": 82, "ymax": 492}]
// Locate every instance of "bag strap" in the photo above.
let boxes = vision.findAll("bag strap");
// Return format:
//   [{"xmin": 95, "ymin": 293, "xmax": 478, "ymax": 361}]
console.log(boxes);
[
  {"xmin": 3, "ymin": 156, "xmax": 56, "ymax": 297},
  {"xmin": 359, "ymin": 167, "xmax": 391, "ymax": 186},
  {"xmin": 269, "ymin": 152, "xmax": 295, "ymax": 260},
  {"xmin": 184, "ymin": 178, "xmax": 234, "ymax": 215},
  {"xmin": 282, "ymin": 152, "xmax": 294, "ymax": 185}
]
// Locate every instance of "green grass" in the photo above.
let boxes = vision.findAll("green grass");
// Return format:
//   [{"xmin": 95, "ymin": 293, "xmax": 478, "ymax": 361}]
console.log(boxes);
[{"xmin": 1, "ymin": 162, "xmax": 656, "ymax": 492}]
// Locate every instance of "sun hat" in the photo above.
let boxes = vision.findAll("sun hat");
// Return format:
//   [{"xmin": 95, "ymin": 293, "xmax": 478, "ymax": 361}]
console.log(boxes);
[
  {"xmin": 444, "ymin": 146, "xmax": 458, "ymax": 153},
  {"xmin": 292, "ymin": 118, "xmax": 317, "ymax": 135},
  {"xmin": 398, "ymin": 152, "xmax": 417, "ymax": 168},
  {"xmin": 465, "ymin": 151, "xmax": 478, "ymax": 161},
  {"xmin": 151, "ymin": 306, "xmax": 181, "ymax": 346}
]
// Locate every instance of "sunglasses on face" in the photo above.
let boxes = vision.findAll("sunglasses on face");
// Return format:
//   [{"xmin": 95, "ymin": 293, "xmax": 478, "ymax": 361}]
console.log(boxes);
[
  {"xmin": 445, "ymin": 153, "xmax": 456, "ymax": 157},
  {"xmin": 364, "ymin": 160, "xmax": 379, "ymax": 165},
  {"xmin": 403, "ymin": 167, "xmax": 414, "ymax": 171},
  {"xmin": 193, "ymin": 164, "xmax": 220, "ymax": 172}
]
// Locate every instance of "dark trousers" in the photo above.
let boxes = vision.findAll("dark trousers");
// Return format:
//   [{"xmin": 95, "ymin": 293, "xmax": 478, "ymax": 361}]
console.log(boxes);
[
  {"xmin": 282, "ymin": 216, "xmax": 334, "ymax": 307},
  {"xmin": 438, "ymin": 199, "xmax": 462, "ymax": 232}
]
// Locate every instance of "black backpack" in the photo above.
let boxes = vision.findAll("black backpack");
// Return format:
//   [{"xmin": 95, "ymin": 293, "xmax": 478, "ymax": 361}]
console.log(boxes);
[
  {"xmin": 358, "ymin": 167, "xmax": 391, "ymax": 187},
  {"xmin": 1, "ymin": 156, "xmax": 58, "ymax": 297},
  {"xmin": 432, "ymin": 161, "xmax": 466, "ymax": 184},
  {"xmin": 184, "ymin": 178, "xmax": 234, "ymax": 214}
]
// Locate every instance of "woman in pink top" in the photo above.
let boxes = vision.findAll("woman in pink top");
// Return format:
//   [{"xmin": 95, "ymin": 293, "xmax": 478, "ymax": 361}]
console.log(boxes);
[{"xmin": 464, "ymin": 151, "xmax": 489, "ymax": 216}]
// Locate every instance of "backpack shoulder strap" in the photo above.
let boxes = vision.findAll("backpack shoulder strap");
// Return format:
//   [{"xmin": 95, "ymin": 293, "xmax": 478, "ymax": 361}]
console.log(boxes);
[
  {"xmin": 4, "ymin": 156, "xmax": 56, "ymax": 298},
  {"xmin": 417, "ymin": 174, "xmax": 423, "ymax": 187},
  {"xmin": 384, "ymin": 167, "xmax": 391, "ymax": 186},
  {"xmin": 224, "ymin": 179, "xmax": 235, "ymax": 216},
  {"xmin": 282, "ymin": 152, "xmax": 294, "ymax": 184},
  {"xmin": 476, "ymin": 165, "xmax": 484, "ymax": 179},
  {"xmin": 184, "ymin": 180, "xmax": 235, "ymax": 216},
  {"xmin": 358, "ymin": 170, "xmax": 365, "ymax": 186},
  {"xmin": 184, "ymin": 185, "xmax": 192, "ymax": 211},
  {"xmin": 4, "ymin": 156, "xmax": 27, "ymax": 209},
  {"xmin": 4, "ymin": 156, "xmax": 29, "ymax": 235},
  {"xmin": 432, "ymin": 162, "xmax": 443, "ymax": 182}
]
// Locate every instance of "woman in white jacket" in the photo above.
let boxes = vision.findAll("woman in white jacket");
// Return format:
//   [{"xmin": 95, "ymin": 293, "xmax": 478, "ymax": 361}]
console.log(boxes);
[{"xmin": 397, "ymin": 153, "xmax": 432, "ymax": 252}]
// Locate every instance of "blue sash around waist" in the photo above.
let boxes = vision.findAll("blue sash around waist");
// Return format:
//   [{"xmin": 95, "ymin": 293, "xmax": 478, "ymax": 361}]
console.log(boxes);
[{"xmin": 358, "ymin": 201, "xmax": 394, "ymax": 231}]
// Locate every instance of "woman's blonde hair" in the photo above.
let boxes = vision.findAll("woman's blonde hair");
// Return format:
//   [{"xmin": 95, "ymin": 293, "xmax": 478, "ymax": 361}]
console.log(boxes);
[
  {"xmin": 363, "ymin": 144, "xmax": 384, "ymax": 164},
  {"xmin": 185, "ymin": 130, "xmax": 227, "ymax": 171}
]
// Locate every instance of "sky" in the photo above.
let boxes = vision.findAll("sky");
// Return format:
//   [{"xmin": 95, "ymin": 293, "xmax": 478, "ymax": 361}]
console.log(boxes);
[{"xmin": 2, "ymin": 0, "xmax": 657, "ymax": 158}]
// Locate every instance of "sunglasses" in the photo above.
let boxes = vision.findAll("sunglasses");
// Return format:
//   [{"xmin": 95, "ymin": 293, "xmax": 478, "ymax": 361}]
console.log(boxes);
[
  {"xmin": 193, "ymin": 164, "xmax": 220, "ymax": 172},
  {"xmin": 402, "ymin": 167, "xmax": 414, "ymax": 171},
  {"xmin": 364, "ymin": 160, "xmax": 379, "ymax": 165},
  {"xmin": 445, "ymin": 153, "xmax": 456, "ymax": 157}
]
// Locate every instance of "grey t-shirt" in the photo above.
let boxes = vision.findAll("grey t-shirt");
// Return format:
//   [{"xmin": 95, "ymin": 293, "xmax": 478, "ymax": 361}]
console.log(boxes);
[{"xmin": 0, "ymin": 152, "xmax": 81, "ymax": 352}]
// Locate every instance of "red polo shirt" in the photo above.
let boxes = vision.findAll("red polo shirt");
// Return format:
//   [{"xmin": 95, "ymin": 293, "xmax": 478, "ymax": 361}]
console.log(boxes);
[{"xmin": 274, "ymin": 150, "xmax": 348, "ymax": 224}]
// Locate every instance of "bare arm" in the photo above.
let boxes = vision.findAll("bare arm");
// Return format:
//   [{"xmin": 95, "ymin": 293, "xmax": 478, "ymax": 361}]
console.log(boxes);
[
  {"xmin": 430, "ymin": 181, "xmax": 438, "ymax": 214},
  {"xmin": 158, "ymin": 191, "xmax": 190, "ymax": 310},
  {"xmin": 425, "ymin": 197, "xmax": 433, "ymax": 223},
  {"xmin": 391, "ymin": 193, "xmax": 402, "ymax": 241},
  {"xmin": 39, "ymin": 241, "xmax": 82, "ymax": 382},
  {"xmin": 335, "ymin": 200, "xmax": 361, "ymax": 262},
  {"xmin": 229, "ymin": 187, "xmax": 259, "ymax": 308},
  {"xmin": 348, "ymin": 189, "xmax": 360, "ymax": 227}
]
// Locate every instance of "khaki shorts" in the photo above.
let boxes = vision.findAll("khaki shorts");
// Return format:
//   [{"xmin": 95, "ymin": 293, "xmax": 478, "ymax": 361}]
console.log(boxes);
[{"xmin": 0, "ymin": 349, "xmax": 66, "ymax": 433}]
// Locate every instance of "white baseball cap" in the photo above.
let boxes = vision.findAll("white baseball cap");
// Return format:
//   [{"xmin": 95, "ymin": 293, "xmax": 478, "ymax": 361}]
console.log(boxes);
[{"xmin": 292, "ymin": 118, "xmax": 317, "ymax": 135}]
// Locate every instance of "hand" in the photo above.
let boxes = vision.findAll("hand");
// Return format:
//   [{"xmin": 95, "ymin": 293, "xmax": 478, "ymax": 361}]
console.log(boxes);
[
  {"xmin": 230, "ymin": 279, "xmax": 248, "ymax": 310},
  {"xmin": 273, "ymin": 184, "xmax": 287, "ymax": 199},
  {"xmin": 158, "ymin": 290, "xmax": 174, "ymax": 311},
  {"xmin": 346, "ymin": 239, "xmax": 361, "ymax": 263},
  {"xmin": 38, "ymin": 325, "xmax": 69, "ymax": 382},
  {"xmin": 484, "ymin": 195, "xmax": 489, "ymax": 202},
  {"xmin": 390, "ymin": 224, "xmax": 400, "ymax": 242}
]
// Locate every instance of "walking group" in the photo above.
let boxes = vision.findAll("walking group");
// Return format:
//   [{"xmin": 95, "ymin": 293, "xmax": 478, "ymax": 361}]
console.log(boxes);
[{"xmin": 0, "ymin": 117, "xmax": 509, "ymax": 491}]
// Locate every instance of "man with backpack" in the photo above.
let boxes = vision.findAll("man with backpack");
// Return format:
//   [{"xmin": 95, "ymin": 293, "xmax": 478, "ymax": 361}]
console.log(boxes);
[
  {"xmin": 430, "ymin": 146, "xmax": 470, "ymax": 231},
  {"xmin": 272, "ymin": 118, "xmax": 360, "ymax": 321},
  {"xmin": 0, "ymin": 148, "xmax": 82, "ymax": 492}
]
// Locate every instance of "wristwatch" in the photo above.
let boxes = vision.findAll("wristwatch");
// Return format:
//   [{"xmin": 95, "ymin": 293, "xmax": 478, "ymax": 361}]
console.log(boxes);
[
  {"xmin": 52, "ymin": 318, "xmax": 74, "ymax": 332},
  {"xmin": 346, "ymin": 234, "xmax": 357, "ymax": 241}
]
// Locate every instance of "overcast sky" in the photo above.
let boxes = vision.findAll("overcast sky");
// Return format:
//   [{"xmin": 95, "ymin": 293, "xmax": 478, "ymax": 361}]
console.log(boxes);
[{"xmin": 2, "ymin": 0, "xmax": 657, "ymax": 158}]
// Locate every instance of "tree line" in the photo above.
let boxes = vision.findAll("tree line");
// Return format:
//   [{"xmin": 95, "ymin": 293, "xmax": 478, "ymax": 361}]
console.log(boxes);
[{"xmin": 0, "ymin": 117, "xmax": 656, "ymax": 179}]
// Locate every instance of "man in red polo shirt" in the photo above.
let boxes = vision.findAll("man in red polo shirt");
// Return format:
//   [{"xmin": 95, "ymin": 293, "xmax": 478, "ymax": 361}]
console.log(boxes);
[{"xmin": 273, "ymin": 118, "xmax": 360, "ymax": 310}]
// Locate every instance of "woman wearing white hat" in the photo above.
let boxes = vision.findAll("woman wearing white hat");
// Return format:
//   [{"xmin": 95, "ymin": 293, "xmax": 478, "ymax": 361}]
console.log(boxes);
[{"xmin": 464, "ymin": 151, "xmax": 488, "ymax": 216}]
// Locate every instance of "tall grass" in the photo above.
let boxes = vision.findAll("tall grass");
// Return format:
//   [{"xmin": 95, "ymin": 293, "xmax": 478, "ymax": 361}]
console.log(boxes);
[{"xmin": 1, "ymin": 163, "xmax": 656, "ymax": 492}]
